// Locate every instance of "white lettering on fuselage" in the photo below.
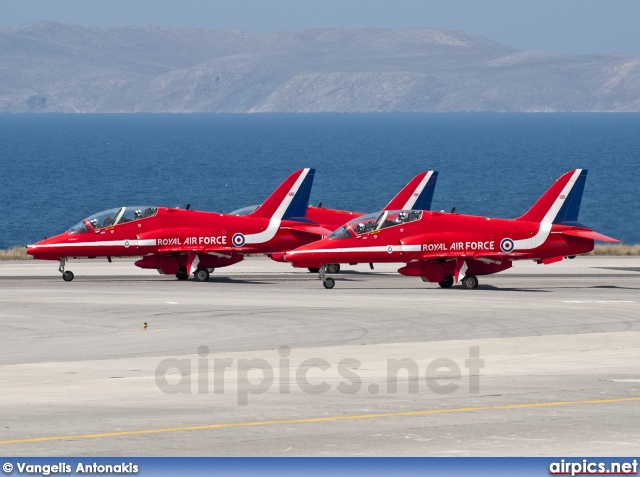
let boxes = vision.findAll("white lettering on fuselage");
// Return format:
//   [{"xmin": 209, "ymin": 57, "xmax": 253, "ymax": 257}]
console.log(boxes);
[
  {"xmin": 158, "ymin": 236, "xmax": 227, "ymax": 247},
  {"xmin": 422, "ymin": 241, "xmax": 495, "ymax": 252}
]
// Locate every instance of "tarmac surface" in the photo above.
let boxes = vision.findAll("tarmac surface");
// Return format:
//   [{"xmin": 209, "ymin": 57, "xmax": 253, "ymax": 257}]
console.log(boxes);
[{"xmin": 0, "ymin": 256, "xmax": 639, "ymax": 456}]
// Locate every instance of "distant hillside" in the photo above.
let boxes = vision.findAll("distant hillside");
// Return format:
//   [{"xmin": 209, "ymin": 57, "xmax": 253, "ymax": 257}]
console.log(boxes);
[{"xmin": 1, "ymin": 22, "xmax": 639, "ymax": 112}]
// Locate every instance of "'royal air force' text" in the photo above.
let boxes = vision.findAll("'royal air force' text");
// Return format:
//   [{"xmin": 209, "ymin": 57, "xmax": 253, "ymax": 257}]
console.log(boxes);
[
  {"xmin": 422, "ymin": 241, "xmax": 495, "ymax": 252},
  {"xmin": 157, "ymin": 236, "xmax": 227, "ymax": 246}
]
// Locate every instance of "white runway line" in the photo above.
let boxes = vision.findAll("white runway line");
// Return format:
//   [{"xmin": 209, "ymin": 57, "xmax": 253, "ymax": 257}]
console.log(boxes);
[{"xmin": 561, "ymin": 300, "xmax": 635, "ymax": 303}]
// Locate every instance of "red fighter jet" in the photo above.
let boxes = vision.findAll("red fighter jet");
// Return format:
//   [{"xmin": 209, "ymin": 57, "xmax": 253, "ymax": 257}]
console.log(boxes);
[
  {"xmin": 26, "ymin": 169, "xmax": 439, "ymax": 282},
  {"xmin": 284, "ymin": 169, "xmax": 619, "ymax": 289},
  {"xmin": 27, "ymin": 168, "xmax": 324, "ymax": 282}
]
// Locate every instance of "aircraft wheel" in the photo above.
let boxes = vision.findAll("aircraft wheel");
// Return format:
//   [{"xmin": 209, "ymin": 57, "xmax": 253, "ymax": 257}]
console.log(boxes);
[
  {"xmin": 462, "ymin": 274, "xmax": 479, "ymax": 290},
  {"xmin": 175, "ymin": 268, "xmax": 189, "ymax": 280},
  {"xmin": 193, "ymin": 268, "xmax": 210, "ymax": 282},
  {"xmin": 308, "ymin": 267, "xmax": 320, "ymax": 273},
  {"xmin": 438, "ymin": 276, "xmax": 454, "ymax": 288},
  {"xmin": 62, "ymin": 271, "xmax": 74, "ymax": 282},
  {"xmin": 323, "ymin": 277, "xmax": 335, "ymax": 289},
  {"xmin": 327, "ymin": 264, "xmax": 341, "ymax": 274}
]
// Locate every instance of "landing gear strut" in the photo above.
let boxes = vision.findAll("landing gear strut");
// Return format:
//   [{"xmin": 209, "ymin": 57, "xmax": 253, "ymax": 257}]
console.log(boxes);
[
  {"xmin": 319, "ymin": 265, "xmax": 335, "ymax": 289},
  {"xmin": 59, "ymin": 258, "xmax": 74, "ymax": 282}
]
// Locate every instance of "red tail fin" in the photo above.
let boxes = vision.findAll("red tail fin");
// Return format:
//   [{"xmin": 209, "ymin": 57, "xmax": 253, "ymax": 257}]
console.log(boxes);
[
  {"xmin": 248, "ymin": 168, "xmax": 315, "ymax": 221},
  {"xmin": 517, "ymin": 169, "xmax": 587, "ymax": 225},
  {"xmin": 383, "ymin": 171, "xmax": 438, "ymax": 211}
]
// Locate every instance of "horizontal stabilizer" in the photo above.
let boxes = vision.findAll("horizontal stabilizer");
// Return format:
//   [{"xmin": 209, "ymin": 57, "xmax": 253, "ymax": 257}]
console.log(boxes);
[
  {"xmin": 283, "ymin": 224, "xmax": 333, "ymax": 237},
  {"xmin": 560, "ymin": 229, "xmax": 620, "ymax": 242}
]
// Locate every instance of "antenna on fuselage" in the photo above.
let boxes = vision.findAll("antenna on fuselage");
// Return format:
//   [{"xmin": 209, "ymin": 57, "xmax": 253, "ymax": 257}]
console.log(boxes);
[
  {"xmin": 318, "ymin": 202, "xmax": 322, "ymax": 208},
  {"xmin": 451, "ymin": 207, "xmax": 456, "ymax": 214},
  {"xmin": 186, "ymin": 204, "xmax": 191, "ymax": 210}
]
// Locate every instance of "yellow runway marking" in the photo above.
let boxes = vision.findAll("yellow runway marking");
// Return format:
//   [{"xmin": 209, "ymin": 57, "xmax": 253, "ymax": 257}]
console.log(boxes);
[{"xmin": 1, "ymin": 396, "xmax": 638, "ymax": 446}]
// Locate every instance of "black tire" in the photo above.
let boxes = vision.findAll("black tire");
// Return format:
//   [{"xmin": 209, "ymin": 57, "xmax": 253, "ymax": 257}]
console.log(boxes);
[
  {"xmin": 438, "ymin": 276, "xmax": 454, "ymax": 288},
  {"xmin": 462, "ymin": 274, "xmax": 479, "ymax": 290},
  {"xmin": 323, "ymin": 277, "xmax": 335, "ymax": 289},
  {"xmin": 193, "ymin": 268, "xmax": 210, "ymax": 282},
  {"xmin": 175, "ymin": 268, "xmax": 189, "ymax": 280},
  {"xmin": 62, "ymin": 271, "xmax": 74, "ymax": 282},
  {"xmin": 327, "ymin": 264, "xmax": 341, "ymax": 274},
  {"xmin": 308, "ymin": 267, "xmax": 320, "ymax": 273}
]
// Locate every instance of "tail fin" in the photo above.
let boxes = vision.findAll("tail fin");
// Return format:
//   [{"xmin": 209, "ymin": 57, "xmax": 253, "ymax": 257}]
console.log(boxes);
[
  {"xmin": 517, "ymin": 169, "xmax": 587, "ymax": 225},
  {"xmin": 384, "ymin": 171, "xmax": 438, "ymax": 211},
  {"xmin": 248, "ymin": 168, "xmax": 315, "ymax": 222}
]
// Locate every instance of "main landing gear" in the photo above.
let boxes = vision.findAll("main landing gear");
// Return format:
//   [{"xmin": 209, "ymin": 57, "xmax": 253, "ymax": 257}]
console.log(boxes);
[
  {"xmin": 176, "ymin": 267, "xmax": 215, "ymax": 282},
  {"xmin": 59, "ymin": 258, "xmax": 74, "ymax": 282},
  {"xmin": 436, "ymin": 274, "xmax": 478, "ymax": 289},
  {"xmin": 319, "ymin": 265, "xmax": 335, "ymax": 289},
  {"xmin": 193, "ymin": 268, "xmax": 210, "ymax": 282},
  {"xmin": 309, "ymin": 263, "xmax": 340, "ymax": 274},
  {"xmin": 461, "ymin": 274, "xmax": 479, "ymax": 290}
]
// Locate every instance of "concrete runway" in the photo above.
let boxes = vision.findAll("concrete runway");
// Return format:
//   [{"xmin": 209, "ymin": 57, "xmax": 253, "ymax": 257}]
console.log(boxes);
[{"xmin": 0, "ymin": 256, "xmax": 639, "ymax": 456}]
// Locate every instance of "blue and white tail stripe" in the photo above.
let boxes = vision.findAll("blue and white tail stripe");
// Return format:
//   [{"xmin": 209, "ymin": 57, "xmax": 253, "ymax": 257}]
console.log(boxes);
[
  {"xmin": 552, "ymin": 169, "xmax": 587, "ymax": 226},
  {"xmin": 400, "ymin": 171, "xmax": 438, "ymax": 211}
]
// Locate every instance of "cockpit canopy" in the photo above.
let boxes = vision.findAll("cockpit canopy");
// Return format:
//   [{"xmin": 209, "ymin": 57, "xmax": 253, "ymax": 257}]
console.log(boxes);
[
  {"xmin": 328, "ymin": 210, "xmax": 422, "ymax": 239},
  {"xmin": 68, "ymin": 206, "xmax": 158, "ymax": 234},
  {"xmin": 229, "ymin": 204, "xmax": 259, "ymax": 216}
]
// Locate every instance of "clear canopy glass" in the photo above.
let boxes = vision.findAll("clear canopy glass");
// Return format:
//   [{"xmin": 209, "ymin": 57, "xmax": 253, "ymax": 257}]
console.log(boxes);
[
  {"xmin": 68, "ymin": 206, "xmax": 158, "ymax": 234},
  {"xmin": 329, "ymin": 210, "xmax": 422, "ymax": 240},
  {"xmin": 229, "ymin": 204, "xmax": 259, "ymax": 216}
]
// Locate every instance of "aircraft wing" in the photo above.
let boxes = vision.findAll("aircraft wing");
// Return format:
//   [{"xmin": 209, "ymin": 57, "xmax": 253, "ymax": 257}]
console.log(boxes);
[
  {"xmin": 417, "ymin": 251, "xmax": 531, "ymax": 262},
  {"xmin": 156, "ymin": 246, "xmax": 244, "ymax": 257}
]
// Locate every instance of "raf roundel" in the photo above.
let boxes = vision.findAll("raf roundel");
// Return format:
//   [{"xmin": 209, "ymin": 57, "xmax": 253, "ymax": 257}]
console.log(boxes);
[
  {"xmin": 500, "ymin": 238, "xmax": 515, "ymax": 253},
  {"xmin": 232, "ymin": 233, "xmax": 246, "ymax": 247}
]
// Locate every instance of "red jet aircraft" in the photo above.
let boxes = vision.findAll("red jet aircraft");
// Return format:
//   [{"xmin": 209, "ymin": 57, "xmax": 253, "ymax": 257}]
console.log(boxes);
[
  {"xmin": 26, "ymin": 169, "xmax": 439, "ymax": 282},
  {"xmin": 27, "ymin": 168, "xmax": 323, "ymax": 281},
  {"xmin": 284, "ymin": 169, "xmax": 619, "ymax": 289}
]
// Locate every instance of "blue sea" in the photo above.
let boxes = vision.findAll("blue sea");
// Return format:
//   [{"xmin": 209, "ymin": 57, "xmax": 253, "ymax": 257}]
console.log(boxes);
[{"xmin": 0, "ymin": 113, "xmax": 638, "ymax": 249}]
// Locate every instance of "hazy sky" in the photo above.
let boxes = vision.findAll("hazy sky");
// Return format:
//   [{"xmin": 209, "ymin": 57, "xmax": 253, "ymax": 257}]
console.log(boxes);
[{"xmin": 1, "ymin": 0, "xmax": 639, "ymax": 55}]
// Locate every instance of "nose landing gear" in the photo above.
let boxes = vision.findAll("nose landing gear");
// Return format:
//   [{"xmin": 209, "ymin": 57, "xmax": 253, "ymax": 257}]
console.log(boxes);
[
  {"xmin": 319, "ymin": 265, "xmax": 336, "ymax": 289},
  {"xmin": 59, "ymin": 258, "xmax": 74, "ymax": 282}
]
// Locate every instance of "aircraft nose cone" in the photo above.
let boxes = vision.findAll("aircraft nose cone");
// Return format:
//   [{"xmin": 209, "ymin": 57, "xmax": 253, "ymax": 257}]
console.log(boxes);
[{"xmin": 26, "ymin": 245, "xmax": 35, "ymax": 256}]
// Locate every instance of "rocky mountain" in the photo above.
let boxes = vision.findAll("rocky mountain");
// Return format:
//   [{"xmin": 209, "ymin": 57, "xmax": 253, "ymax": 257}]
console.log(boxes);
[{"xmin": 1, "ymin": 22, "xmax": 639, "ymax": 112}]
